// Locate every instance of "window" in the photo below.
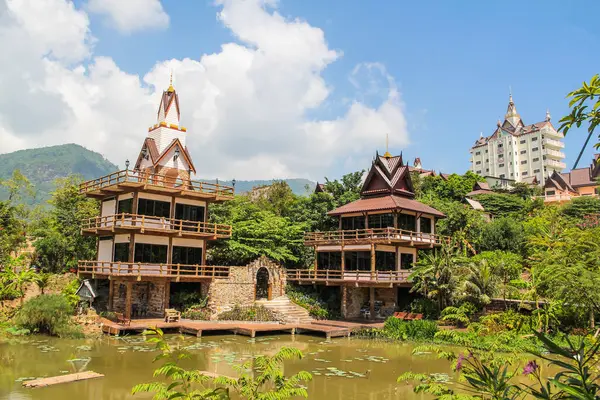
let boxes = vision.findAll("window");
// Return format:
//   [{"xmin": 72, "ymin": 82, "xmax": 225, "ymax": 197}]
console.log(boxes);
[
  {"xmin": 134, "ymin": 243, "xmax": 167, "ymax": 263},
  {"xmin": 485, "ymin": 159, "xmax": 489, "ymax": 163},
  {"xmin": 521, "ymin": 160, "xmax": 528, "ymax": 165},
  {"xmin": 499, "ymin": 163, "xmax": 505, "ymax": 167},
  {"xmin": 368, "ymin": 213, "xmax": 394, "ymax": 229},
  {"xmin": 341, "ymin": 216, "xmax": 365, "ymax": 231},
  {"xmin": 114, "ymin": 243, "xmax": 129, "ymax": 262},
  {"xmin": 532, "ymin": 137, "xmax": 538, "ymax": 141},
  {"xmin": 534, "ymin": 169, "xmax": 540, "ymax": 173},
  {"xmin": 344, "ymin": 251, "xmax": 371, "ymax": 271},
  {"xmin": 375, "ymin": 251, "xmax": 396, "ymax": 271},
  {"xmin": 475, "ymin": 161, "xmax": 481, "ymax": 165},
  {"xmin": 397, "ymin": 213, "xmax": 416, "ymax": 231},
  {"xmin": 317, "ymin": 252, "xmax": 342, "ymax": 270},
  {"xmin": 546, "ymin": 190, "xmax": 556, "ymax": 196},
  {"xmin": 400, "ymin": 253, "xmax": 414, "ymax": 270},
  {"xmin": 533, "ymin": 157, "xmax": 540, "ymax": 162},
  {"xmin": 520, "ymin": 150, "xmax": 526, "ymax": 154},
  {"xmin": 498, "ymin": 143, "xmax": 503, "ymax": 148},
  {"xmin": 520, "ymin": 140, "xmax": 526, "ymax": 144},
  {"xmin": 532, "ymin": 147, "xmax": 539, "ymax": 152},
  {"xmin": 175, "ymin": 203, "xmax": 205, "ymax": 223},
  {"xmin": 172, "ymin": 246, "xmax": 203, "ymax": 265},
  {"xmin": 420, "ymin": 216, "xmax": 432, "ymax": 234},
  {"xmin": 497, "ymin": 154, "xmax": 503, "ymax": 159},
  {"xmin": 476, "ymin": 170, "xmax": 482, "ymax": 174},
  {"xmin": 522, "ymin": 171, "xmax": 528, "ymax": 176},
  {"xmin": 117, "ymin": 198, "xmax": 133, "ymax": 214},
  {"xmin": 475, "ymin": 151, "xmax": 481, "ymax": 155},
  {"xmin": 499, "ymin": 174, "xmax": 506, "ymax": 178},
  {"xmin": 138, "ymin": 198, "xmax": 170, "ymax": 218},
  {"xmin": 485, "ymin": 150, "xmax": 488, "ymax": 153}
]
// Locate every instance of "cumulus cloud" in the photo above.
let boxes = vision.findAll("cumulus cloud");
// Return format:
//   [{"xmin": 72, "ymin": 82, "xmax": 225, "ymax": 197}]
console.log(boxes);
[
  {"xmin": 0, "ymin": 0, "xmax": 409, "ymax": 180},
  {"xmin": 87, "ymin": 0, "xmax": 169, "ymax": 33}
]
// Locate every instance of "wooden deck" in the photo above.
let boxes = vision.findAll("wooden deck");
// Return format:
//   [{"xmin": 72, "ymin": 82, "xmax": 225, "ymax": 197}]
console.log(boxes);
[
  {"xmin": 304, "ymin": 228, "xmax": 445, "ymax": 247},
  {"xmin": 100, "ymin": 318, "xmax": 383, "ymax": 339}
]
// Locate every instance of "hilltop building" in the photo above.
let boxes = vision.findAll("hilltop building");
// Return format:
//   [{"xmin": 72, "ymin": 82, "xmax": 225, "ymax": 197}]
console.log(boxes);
[
  {"xmin": 288, "ymin": 152, "xmax": 446, "ymax": 319},
  {"xmin": 543, "ymin": 155, "xmax": 600, "ymax": 202},
  {"xmin": 470, "ymin": 95, "xmax": 566, "ymax": 185}
]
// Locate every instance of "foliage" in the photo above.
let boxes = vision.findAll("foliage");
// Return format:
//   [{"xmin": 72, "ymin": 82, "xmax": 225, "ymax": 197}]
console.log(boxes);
[
  {"xmin": 410, "ymin": 243, "xmax": 464, "ymax": 312},
  {"xmin": 170, "ymin": 291, "xmax": 207, "ymax": 311},
  {"xmin": 561, "ymin": 196, "xmax": 600, "ymax": 222},
  {"xmin": 559, "ymin": 74, "xmax": 600, "ymax": 148},
  {"xmin": 479, "ymin": 217, "xmax": 526, "ymax": 254},
  {"xmin": 322, "ymin": 170, "xmax": 364, "ymax": 206},
  {"xmin": 472, "ymin": 251, "xmax": 523, "ymax": 305},
  {"xmin": 31, "ymin": 176, "xmax": 98, "ymax": 273},
  {"xmin": 383, "ymin": 318, "xmax": 439, "ymax": 341},
  {"xmin": 473, "ymin": 193, "xmax": 541, "ymax": 219},
  {"xmin": 217, "ymin": 305, "xmax": 278, "ymax": 322},
  {"xmin": 440, "ymin": 303, "xmax": 477, "ymax": 328},
  {"xmin": 61, "ymin": 278, "xmax": 81, "ymax": 309},
  {"xmin": 0, "ymin": 265, "xmax": 38, "ymax": 303},
  {"xmin": 14, "ymin": 294, "xmax": 82, "ymax": 338},
  {"xmin": 286, "ymin": 285, "xmax": 331, "ymax": 319},
  {"xmin": 133, "ymin": 328, "xmax": 312, "ymax": 400},
  {"xmin": 460, "ymin": 260, "xmax": 499, "ymax": 308},
  {"xmin": 420, "ymin": 172, "xmax": 484, "ymax": 202},
  {"xmin": 479, "ymin": 311, "xmax": 534, "ymax": 334},
  {"xmin": 181, "ymin": 306, "xmax": 211, "ymax": 321},
  {"xmin": 0, "ymin": 171, "xmax": 32, "ymax": 263},
  {"xmin": 409, "ymin": 297, "xmax": 440, "ymax": 319}
]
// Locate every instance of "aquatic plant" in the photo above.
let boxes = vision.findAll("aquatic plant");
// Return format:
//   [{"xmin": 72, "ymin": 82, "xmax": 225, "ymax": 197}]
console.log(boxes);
[
  {"xmin": 14, "ymin": 294, "xmax": 82, "ymax": 338},
  {"xmin": 383, "ymin": 318, "xmax": 439, "ymax": 341}
]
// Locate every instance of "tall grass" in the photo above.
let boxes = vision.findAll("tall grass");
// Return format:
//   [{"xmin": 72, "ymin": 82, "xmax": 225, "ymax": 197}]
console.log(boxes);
[{"xmin": 15, "ymin": 294, "xmax": 83, "ymax": 338}]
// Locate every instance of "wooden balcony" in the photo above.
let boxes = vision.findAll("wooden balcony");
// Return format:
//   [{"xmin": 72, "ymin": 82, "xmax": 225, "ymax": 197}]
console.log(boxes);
[
  {"xmin": 81, "ymin": 213, "xmax": 232, "ymax": 239},
  {"xmin": 78, "ymin": 261, "xmax": 230, "ymax": 281},
  {"xmin": 79, "ymin": 170, "xmax": 234, "ymax": 202},
  {"xmin": 304, "ymin": 228, "xmax": 445, "ymax": 247},
  {"xmin": 286, "ymin": 269, "xmax": 411, "ymax": 286}
]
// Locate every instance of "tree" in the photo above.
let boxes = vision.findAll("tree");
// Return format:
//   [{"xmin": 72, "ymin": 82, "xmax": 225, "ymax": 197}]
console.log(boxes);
[
  {"xmin": 474, "ymin": 193, "xmax": 541, "ymax": 219},
  {"xmin": 409, "ymin": 244, "xmax": 464, "ymax": 312},
  {"xmin": 559, "ymin": 74, "xmax": 600, "ymax": 153},
  {"xmin": 0, "ymin": 170, "xmax": 33, "ymax": 264},
  {"xmin": 560, "ymin": 196, "xmax": 600, "ymax": 221},
  {"xmin": 479, "ymin": 217, "xmax": 526, "ymax": 254},
  {"xmin": 322, "ymin": 170, "xmax": 364, "ymax": 206},
  {"xmin": 31, "ymin": 176, "xmax": 98, "ymax": 272},
  {"xmin": 472, "ymin": 251, "xmax": 523, "ymax": 308},
  {"xmin": 461, "ymin": 259, "xmax": 499, "ymax": 310}
]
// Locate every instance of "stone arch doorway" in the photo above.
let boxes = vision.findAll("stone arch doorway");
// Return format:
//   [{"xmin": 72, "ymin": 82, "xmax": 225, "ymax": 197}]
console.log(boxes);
[{"xmin": 255, "ymin": 267, "xmax": 271, "ymax": 300}]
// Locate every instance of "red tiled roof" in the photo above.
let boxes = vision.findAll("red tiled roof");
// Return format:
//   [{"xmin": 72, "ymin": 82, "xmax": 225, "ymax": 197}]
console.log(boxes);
[
  {"xmin": 327, "ymin": 195, "xmax": 445, "ymax": 217},
  {"xmin": 466, "ymin": 189, "xmax": 494, "ymax": 197},
  {"xmin": 563, "ymin": 167, "xmax": 596, "ymax": 188}
]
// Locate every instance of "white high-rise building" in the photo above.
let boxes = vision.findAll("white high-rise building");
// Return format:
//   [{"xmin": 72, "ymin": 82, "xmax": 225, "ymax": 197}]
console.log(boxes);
[{"xmin": 469, "ymin": 95, "xmax": 566, "ymax": 185}]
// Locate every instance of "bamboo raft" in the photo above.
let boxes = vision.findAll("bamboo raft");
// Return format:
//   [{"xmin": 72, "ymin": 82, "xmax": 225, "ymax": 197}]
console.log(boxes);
[{"xmin": 23, "ymin": 371, "xmax": 104, "ymax": 388}]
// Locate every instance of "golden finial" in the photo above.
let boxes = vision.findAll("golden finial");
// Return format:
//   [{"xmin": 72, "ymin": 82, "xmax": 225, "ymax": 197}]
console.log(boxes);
[
  {"xmin": 167, "ymin": 70, "xmax": 175, "ymax": 92},
  {"xmin": 383, "ymin": 133, "xmax": 392, "ymax": 158}
]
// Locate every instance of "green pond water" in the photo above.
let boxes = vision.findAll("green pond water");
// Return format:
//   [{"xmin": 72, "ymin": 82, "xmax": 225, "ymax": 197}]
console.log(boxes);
[{"xmin": 1, "ymin": 333, "xmax": 456, "ymax": 399}]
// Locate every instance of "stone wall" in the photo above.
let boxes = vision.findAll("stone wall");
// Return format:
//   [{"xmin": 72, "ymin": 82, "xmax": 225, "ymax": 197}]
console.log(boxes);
[
  {"xmin": 112, "ymin": 281, "xmax": 167, "ymax": 317},
  {"xmin": 207, "ymin": 256, "xmax": 286, "ymax": 315},
  {"xmin": 345, "ymin": 287, "xmax": 369, "ymax": 319}
]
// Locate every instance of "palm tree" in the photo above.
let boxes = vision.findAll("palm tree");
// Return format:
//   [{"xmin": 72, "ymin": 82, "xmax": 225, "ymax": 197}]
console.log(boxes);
[
  {"xmin": 462, "ymin": 259, "xmax": 499, "ymax": 311},
  {"xmin": 409, "ymin": 243, "xmax": 463, "ymax": 312},
  {"xmin": 5, "ymin": 267, "xmax": 38, "ymax": 305},
  {"xmin": 36, "ymin": 272, "xmax": 50, "ymax": 295}
]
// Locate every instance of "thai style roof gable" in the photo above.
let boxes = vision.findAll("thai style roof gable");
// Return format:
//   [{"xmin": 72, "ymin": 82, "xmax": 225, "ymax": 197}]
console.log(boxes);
[
  {"xmin": 134, "ymin": 138, "xmax": 160, "ymax": 171},
  {"xmin": 153, "ymin": 138, "xmax": 197, "ymax": 174}
]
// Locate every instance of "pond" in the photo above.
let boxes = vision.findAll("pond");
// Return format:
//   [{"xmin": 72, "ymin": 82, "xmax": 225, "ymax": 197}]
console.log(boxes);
[{"xmin": 1, "ymin": 333, "xmax": 456, "ymax": 399}]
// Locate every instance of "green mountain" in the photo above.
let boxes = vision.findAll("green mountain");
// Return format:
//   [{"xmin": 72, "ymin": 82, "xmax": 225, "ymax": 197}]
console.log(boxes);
[
  {"xmin": 0, "ymin": 144, "xmax": 119, "ymax": 204},
  {"xmin": 0, "ymin": 144, "xmax": 316, "ymax": 204}
]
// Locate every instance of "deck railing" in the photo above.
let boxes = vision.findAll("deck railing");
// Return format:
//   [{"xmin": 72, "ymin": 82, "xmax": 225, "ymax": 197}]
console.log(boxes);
[
  {"xmin": 82, "ymin": 213, "xmax": 232, "ymax": 237},
  {"xmin": 78, "ymin": 261, "xmax": 230, "ymax": 279},
  {"xmin": 285, "ymin": 269, "xmax": 411, "ymax": 283},
  {"xmin": 79, "ymin": 169, "xmax": 235, "ymax": 199},
  {"xmin": 304, "ymin": 228, "xmax": 444, "ymax": 246}
]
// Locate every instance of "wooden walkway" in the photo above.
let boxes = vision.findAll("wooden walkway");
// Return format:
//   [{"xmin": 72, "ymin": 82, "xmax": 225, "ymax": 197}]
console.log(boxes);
[
  {"xmin": 101, "ymin": 318, "xmax": 384, "ymax": 339},
  {"xmin": 23, "ymin": 371, "xmax": 104, "ymax": 388}
]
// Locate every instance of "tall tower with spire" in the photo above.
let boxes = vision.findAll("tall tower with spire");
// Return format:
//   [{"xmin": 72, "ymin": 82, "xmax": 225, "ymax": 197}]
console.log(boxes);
[{"xmin": 469, "ymin": 92, "xmax": 566, "ymax": 186}]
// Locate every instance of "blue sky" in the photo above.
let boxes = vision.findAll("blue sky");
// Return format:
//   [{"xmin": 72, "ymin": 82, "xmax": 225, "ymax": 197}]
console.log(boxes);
[{"xmin": 4, "ymin": 0, "xmax": 600, "ymax": 180}]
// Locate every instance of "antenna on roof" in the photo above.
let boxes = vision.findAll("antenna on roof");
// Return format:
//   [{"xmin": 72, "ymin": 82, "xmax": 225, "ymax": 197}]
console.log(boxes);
[
  {"xmin": 383, "ymin": 133, "xmax": 392, "ymax": 158},
  {"xmin": 509, "ymin": 85, "xmax": 513, "ymax": 102}
]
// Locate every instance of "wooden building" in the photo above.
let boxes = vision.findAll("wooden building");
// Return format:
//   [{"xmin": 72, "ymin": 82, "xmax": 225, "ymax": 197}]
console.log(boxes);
[
  {"xmin": 287, "ymin": 151, "xmax": 446, "ymax": 319},
  {"xmin": 78, "ymin": 78, "xmax": 234, "ymax": 319}
]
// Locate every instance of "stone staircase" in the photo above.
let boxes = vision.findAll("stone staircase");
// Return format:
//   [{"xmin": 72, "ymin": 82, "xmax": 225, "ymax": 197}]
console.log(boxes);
[{"xmin": 256, "ymin": 296, "xmax": 313, "ymax": 324}]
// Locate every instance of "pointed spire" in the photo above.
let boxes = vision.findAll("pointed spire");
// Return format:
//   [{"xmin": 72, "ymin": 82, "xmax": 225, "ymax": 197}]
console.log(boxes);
[
  {"xmin": 167, "ymin": 70, "xmax": 175, "ymax": 93},
  {"xmin": 546, "ymin": 108, "xmax": 551, "ymax": 122},
  {"xmin": 383, "ymin": 133, "xmax": 392, "ymax": 158},
  {"xmin": 504, "ymin": 91, "xmax": 522, "ymax": 128}
]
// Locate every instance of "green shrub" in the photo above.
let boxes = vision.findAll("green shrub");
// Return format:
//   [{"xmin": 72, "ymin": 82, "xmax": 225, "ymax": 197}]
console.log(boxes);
[
  {"xmin": 218, "ymin": 305, "xmax": 278, "ymax": 322},
  {"xmin": 286, "ymin": 286, "xmax": 330, "ymax": 319},
  {"xmin": 181, "ymin": 305, "xmax": 210, "ymax": 320},
  {"xmin": 99, "ymin": 311, "xmax": 118, "ymax": 322},
  {"xmin": 440, "ymin": 302, "xmax": 477, "ymax": 327},
  {"xmin": 383, "ymin": 318, "xmax": 439, "ymax": 341},
  {"xmin": 15, "ymin": 294, "xmax": 83, "ymax": 338},
  {"xmin": 61, "ymin": 278, "xmax": 80, "ymax": 309},
  {"xmin": 479, "ymin": 310, "xmax": 533, "ymax": 334},
  {"xmin": 170, "ymin": 292, "xmax": 207, "ymax": 310},
  {"xmin": 409, "ymin": 298, "xmax": 439, "ymax": 319}
]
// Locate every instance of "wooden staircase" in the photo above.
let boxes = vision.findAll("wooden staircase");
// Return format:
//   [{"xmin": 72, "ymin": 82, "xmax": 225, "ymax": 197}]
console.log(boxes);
[{"xmin": 255, "ymin": 296, "xmax": 313, "ymax": 324}]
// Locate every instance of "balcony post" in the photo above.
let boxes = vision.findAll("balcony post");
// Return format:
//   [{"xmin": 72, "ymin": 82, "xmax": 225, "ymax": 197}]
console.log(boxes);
[
  {"xmin": 164, "ymin": 281, "xmax": 170, "ymax": 310},
  {"xmin": 370, "ymin": 243, "xmax": 376, "ymax": 280},
  {"xmin": 125, "ymin": 281, "xmax": 133, "ymax": 320},
  {"xmin": 341, "ymin": 286, "xmax": 348, "ymax": 319},
  {"xmin": 341, "ymin": 246, "xmax": 345, "ymax": 274},
  {"xmin": 108, "ymin": 279, "xmax": 114, "ymax": 311},
  {"xmin": 369, "ymin": 287, "xmax": 375, "ymax": 320},
  {"xmin": 313, "ymin": 247, "xmax": 318, "ymax": 277}
]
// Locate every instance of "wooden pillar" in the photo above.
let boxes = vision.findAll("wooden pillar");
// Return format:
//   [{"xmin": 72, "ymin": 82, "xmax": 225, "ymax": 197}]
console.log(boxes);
[
  {"xmin": 164, "ymin": 281, "xmax": 170, "ymax": 311},
  {"xmin": 125, "ymin": 282, "xmax": 133, "ymax": 320},
  {"xmin": 132, "ymin": 192, "xmax": 139, "ymax": 214},
  {"xmin": 369, "ymin": 287, "xmax": 375, "ymax": 320},
  {"xmin": 128, "ymin": 234, "xmax": 135, "ymax": 263},
  {"xmin": 393, "ymin": 212, "xmax": 398, "ymax": 229},
  {"xmin": 370, "ymin": 243, "xmax": 376, "ymax": 279},
  {"xmin": 341, "ymin": 246, "xmax": 345, "ymax": 274},
  {"xmin": 170, "ymin": 196, "xmax": 176, "ymax": 220},
  {"xmin": 396, "ymin": 247, "xmax": 401, "ymax": 271},
  {"xmin": 341, "ymin": 286, "xmax": 348, "ymax": 319},
  {"xmin": 364, "ymin": 213, "xmax": 369, "ymax": 229},
  {"xmin": 314, "ymin": 247, "xmax": 318, "ymax": 273},
  {"xmin": 167, "ymin": 236, "xmax": 173, "ymax": 264},
  {"xmin": 108, "ymin": 279, "xmax": 114, "ymax": 311},
  {"xmin": 201, "ymin": 240, "xmax": 207, "ymax": 266}
]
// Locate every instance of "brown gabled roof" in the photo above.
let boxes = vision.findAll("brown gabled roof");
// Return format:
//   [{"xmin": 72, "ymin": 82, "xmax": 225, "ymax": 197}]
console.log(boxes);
[
  {"xmin": 466, "ymin": 189, "xmax": 493, "ymax": 197},
  {"xmin": 159, "ymin": 89, "xmax": 180, "ymax": 121},
  {"xmin": 153, "ymin": 138, "xmax": 197, "ymax": 174},
  {"xmin": 563, "ymin": 167, "xmax": 596, "ymax": 188},
  {"xmin": 327, "ymin": 195, "xmax": 445, "ymax": 218},
  {"xmin": 134, "ymin": 138, "xmax": 160, "ymax": 170},
  {"xmin": 314, "ymin": 183, "xmax": 326, "ymax": 193},
  {"xmin": 361, "ymin": 153, "xmax": 414, "ymax": 197},
  {"xmin": 545, "ymin": 171, "xmax": 575, "ymax": 192}
]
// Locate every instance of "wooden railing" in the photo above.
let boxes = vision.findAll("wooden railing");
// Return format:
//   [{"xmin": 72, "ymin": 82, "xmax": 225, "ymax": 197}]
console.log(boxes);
[
  {"xmin": 82, "ymin": 213, "xmax": 232, "ymax": 237},
  {"xmin": 304, "ymin": 228, "xmax": 445, "ymax": 246},
  {"xmin": 78, "ymin": 261, "xmax": 230, "ymax": 279},
  {"xmin": 79, "ymin": 169, "xmax": 235, "ymax": 199},
  {"xmin": 285, "ymin": 269, "xmax": 411, "ymax": 283}
]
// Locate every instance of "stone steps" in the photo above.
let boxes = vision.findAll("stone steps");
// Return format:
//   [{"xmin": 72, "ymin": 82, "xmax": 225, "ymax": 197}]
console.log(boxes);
[{"xmin": 256, "ymin": 296, "xmax": 313, "ymax": 324}]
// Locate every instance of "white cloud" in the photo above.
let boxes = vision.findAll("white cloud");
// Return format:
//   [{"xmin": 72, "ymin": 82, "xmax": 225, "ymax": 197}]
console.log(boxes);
[
  {"xmin": 0, "ymin": 0, "xmax": 410, "ymax": 181},
  {"xmin": 87, "ymin": 0, "xmax": 169, "ymax": 34}
]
